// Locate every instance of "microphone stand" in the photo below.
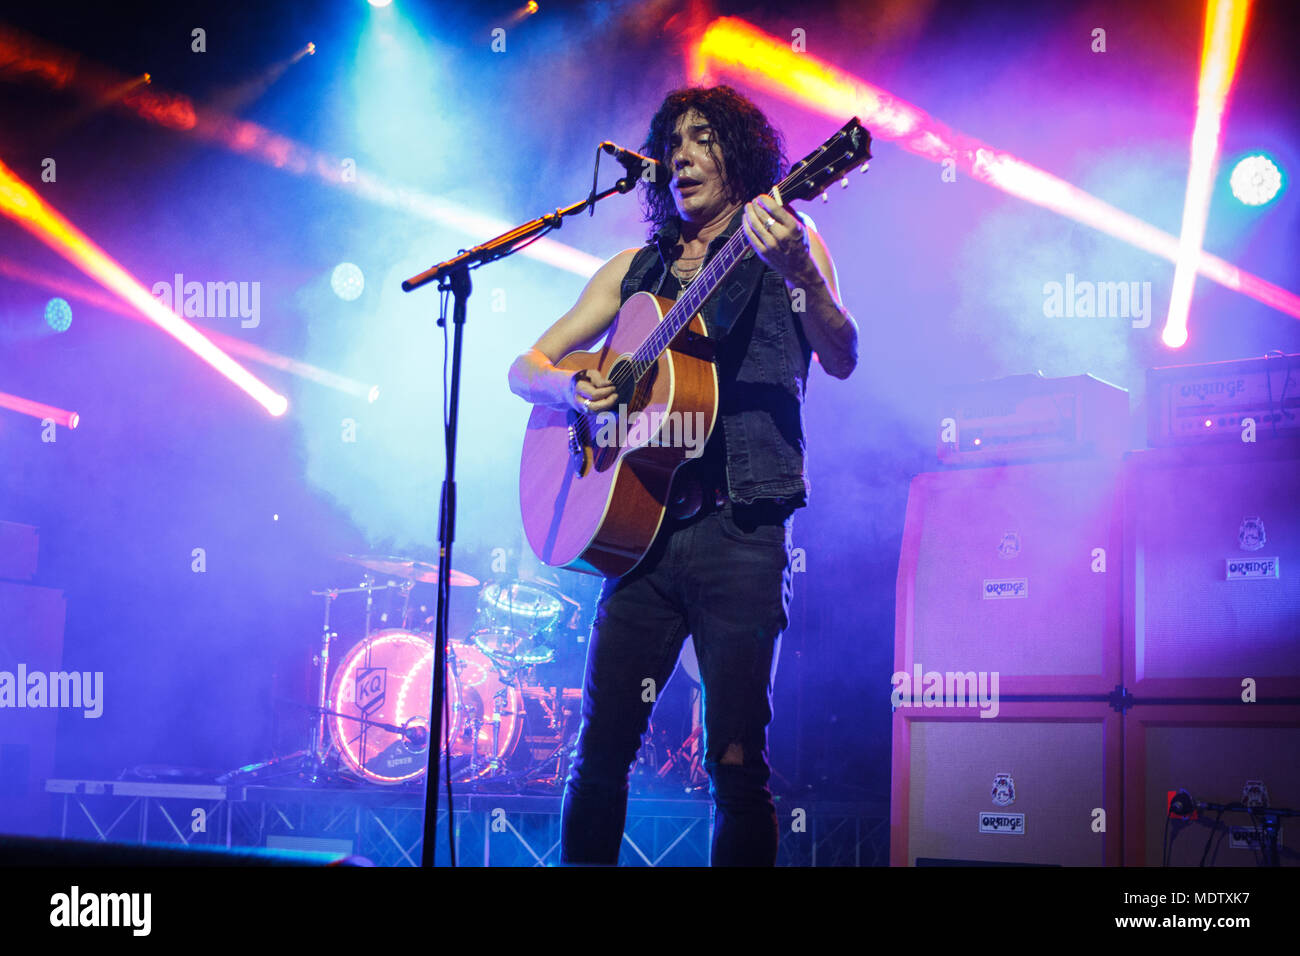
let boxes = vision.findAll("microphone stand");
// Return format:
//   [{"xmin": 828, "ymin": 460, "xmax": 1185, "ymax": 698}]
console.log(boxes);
[{"xmin": 402, "ymin": 168, "xmax": 641, "ymax": 868}]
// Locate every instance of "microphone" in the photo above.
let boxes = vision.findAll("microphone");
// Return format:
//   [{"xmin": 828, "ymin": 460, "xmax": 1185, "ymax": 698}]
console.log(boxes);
[
  {"xmin": 601, "ymin": 141, "xmax": 663, "ymax": 181},
  {"xmin": 401, "ymin": 718, "xmax": 430, "ymax": 753}
]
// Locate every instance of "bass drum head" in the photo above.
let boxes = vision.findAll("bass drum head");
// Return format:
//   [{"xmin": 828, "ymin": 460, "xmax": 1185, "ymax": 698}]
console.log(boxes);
[{"xmin": 328, "ymin": 629, "xmax": 452, "ymax": 786}]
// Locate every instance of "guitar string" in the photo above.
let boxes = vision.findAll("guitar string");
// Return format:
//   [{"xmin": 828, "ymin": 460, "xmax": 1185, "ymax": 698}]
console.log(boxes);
[{"xmin": 608, "ymin": 226, "xmax": 749, "ymax": 392}]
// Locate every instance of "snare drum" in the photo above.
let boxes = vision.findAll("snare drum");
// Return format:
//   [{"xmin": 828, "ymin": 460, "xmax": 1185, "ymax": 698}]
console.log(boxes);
[{"xmin": 473, "ymin": 580, "xmax": 566, "ymax": 664}]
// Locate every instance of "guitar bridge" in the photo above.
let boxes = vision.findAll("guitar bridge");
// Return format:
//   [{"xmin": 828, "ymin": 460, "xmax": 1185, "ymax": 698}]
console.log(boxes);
[{"xmin": 566, "ymin": 411, "xmax": 589, "ymax": 476}]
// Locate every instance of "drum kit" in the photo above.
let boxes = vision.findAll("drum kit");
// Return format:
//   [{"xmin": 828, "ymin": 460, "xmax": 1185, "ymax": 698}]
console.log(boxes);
[
  {"xmin": 217, "ymin": 550, "xmax": 707, "ymax": 794},
  {"xmin": 291, "ymin": 552, "xmax": 593, "ymax": 791}
]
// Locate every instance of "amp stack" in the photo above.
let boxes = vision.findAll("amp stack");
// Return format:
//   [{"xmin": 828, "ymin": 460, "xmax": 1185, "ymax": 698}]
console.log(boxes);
[
  {"xmin": 0, "ymin": 520, "xmax": 68, "ymax": 838},
  {"xmin": 1125, "ymin": 353, "xmax": 1300, "ymax": 867},
  {"xmin": 891, "ymin": 359, "xmax": 1300, "ymax": 868}
]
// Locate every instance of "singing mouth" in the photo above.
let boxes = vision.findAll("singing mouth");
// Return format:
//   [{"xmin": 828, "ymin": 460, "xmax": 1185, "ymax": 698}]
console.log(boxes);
[{"xmin": 675, "ymin": 178, "xmax": 701, "ymax": 192}]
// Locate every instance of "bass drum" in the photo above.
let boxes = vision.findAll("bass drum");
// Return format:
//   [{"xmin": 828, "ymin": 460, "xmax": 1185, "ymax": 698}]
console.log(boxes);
[
  {"xmin": 328, "ymin": 629, "xmax": 446, "ymax": 786},
  {"xmin": 327, "ymin": 630, "xmax": 524, "ymax": 785}
]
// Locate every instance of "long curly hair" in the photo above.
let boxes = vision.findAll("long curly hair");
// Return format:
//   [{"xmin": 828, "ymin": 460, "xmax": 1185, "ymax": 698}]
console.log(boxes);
[{"xmin": 638, "ymin": 85, "xmax": 786, "ymax": 239}]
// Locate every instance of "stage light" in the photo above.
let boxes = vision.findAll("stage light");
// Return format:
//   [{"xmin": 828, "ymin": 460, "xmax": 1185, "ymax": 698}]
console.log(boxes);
[
  {"xmin": 44, "ymin": 297, "xmax": 72, "ymax": 331},
  {"xmin": 1, "ymin": 25, "xmax": 601, "ymax": 279},
  {"xmin": 693, "ymin": 16, "xmax": 1300, "ymax": 324},
  {"xmin": 1230, "ymin": 154, "xmax": 1283, "ymax": 205},
  {"xmin": 207, "ymin": 41, "xmax": 319, "ymax": 116},
  {"xmin": 331, "ymin": 262, "xmax": 365, "ymax": 301},
  {"xmin": 1161, "ymin": 325, "xmax": 1189, "ymax": 348},
  {"xmin": 368, "ymin": 0, "xmax": 393, "ymax": 7},
  {"xmin": 1163, "ymin": 0, "xmax": 1252, "ymax": 350},
  {"xmin": 0, "ymin": 157, "xmax": 288, "ymax": 417},
  {"xmin": 2, "ymin": 257, "xmax": 376, "ymax": 403},
  {"xmin": 0, "ymin": 390, "xmax": 79, "ymax": 429},
  {"xmin": 508, "ymin": 1, "xmax": 539, "ymax": 23}
]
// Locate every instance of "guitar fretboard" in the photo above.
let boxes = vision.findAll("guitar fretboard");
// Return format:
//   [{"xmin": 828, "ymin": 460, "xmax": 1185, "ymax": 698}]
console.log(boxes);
[{"xmin": 624, "ymin": 227, "xmax": 754, "ymax": 382}]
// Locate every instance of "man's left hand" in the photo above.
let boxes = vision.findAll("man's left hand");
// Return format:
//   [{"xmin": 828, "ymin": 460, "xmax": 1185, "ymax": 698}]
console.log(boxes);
[{"xmin": 742, "ymin": 194, "xmax": 816, "ymax": 284}]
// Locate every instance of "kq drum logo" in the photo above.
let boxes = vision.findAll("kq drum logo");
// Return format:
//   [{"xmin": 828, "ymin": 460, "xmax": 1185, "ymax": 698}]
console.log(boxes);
[
  {"xmin": 356, "ymin": 667, "xmax": 386, "ymax": 714},
  {"xmin": 991, "ymin": 772, "xmax": 1016, "ymax": 807},
  {"xmin": 996, "ymin": 532, "xmax": 1021, "ymax": 559},
  {"xmin": 982, "ymin": 578, "xmax": 1028, "ymax": 599}
]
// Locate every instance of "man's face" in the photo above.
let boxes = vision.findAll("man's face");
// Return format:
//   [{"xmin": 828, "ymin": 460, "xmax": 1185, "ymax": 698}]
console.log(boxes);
[{"xmin": 666, "ymin": 109, "xmax": 730, "ymax": 222}]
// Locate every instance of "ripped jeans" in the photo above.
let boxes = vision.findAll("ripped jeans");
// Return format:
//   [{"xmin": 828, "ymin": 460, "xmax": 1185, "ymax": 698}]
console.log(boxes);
[{"xmin": 559, "ymin": 500, "xmax": 793, "ymax": 866}]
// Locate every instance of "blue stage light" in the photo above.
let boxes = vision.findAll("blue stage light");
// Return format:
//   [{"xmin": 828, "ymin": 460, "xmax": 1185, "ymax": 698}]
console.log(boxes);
[
  {"xmin": 331, "ymin": 262, "xmax": 365, "ymax": 301},
  {"xmin": 45, "ymin": 297, "xmax": 72, "ymax": 332}
]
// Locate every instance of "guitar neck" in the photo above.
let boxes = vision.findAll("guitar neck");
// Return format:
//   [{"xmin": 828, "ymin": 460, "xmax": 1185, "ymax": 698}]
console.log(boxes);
[
  {"xmin": 629, "ymin": 184, "xmax": 786, "ymax": 376},
  {"xmin": 627, "ymin": 231, "xmax": 745, "ymax": 369}
]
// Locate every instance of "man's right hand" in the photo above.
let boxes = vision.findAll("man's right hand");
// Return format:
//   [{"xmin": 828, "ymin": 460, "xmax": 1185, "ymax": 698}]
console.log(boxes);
[{"xmin": 569, "ymin": 368, "xmax": 618, "ymax": 414}]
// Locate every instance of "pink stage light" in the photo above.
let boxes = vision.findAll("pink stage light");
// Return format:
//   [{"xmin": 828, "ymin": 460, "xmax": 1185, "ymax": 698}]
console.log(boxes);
[
  {"xmin": 0, "ymin": 391, "xmax": 79, "ymax": 429},
  {"xmin": 692, "ymin": 17, "xmax": 1300, "ymax": 325},
  {"xmin": 0, "ymin": 158, "xmax": 288, "ymax": 416},
  {"xmin": 1163, "ymin": 0, "xmax": 1253, "ymax": 348}
]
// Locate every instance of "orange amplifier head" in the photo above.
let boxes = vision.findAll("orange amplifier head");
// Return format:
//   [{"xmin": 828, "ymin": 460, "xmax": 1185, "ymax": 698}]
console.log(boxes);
[
  {"xmin": 937, "ymin": 372, "xmax": 1130, "ymax": 466},
  {"xmin": 1147, "ymin": 352, "xmax": 1300, "ymax": 446}
]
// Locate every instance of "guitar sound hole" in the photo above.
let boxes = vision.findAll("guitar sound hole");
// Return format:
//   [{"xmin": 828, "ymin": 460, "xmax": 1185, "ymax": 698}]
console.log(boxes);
[
  {"xmin": 590, "ymin": 358, "xmax": 657, "ymax": 472},
  {"xmin": 607, "ymin": 357, "xmax": 640, "ymax": 409}
]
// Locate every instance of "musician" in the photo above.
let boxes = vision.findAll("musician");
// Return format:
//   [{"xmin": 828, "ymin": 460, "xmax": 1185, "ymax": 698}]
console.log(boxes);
[{"xmin": 508, "ymin": 85, "xmax": 857, "ymax": 865}]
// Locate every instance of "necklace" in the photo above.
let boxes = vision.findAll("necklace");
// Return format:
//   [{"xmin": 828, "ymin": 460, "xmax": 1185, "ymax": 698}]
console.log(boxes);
[{"xmin": 671, "ymin": 259, "xmax": 702, "ymax": 285}]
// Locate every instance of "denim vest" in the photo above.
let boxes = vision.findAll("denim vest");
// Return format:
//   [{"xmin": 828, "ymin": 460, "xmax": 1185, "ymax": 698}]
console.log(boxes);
[{"xmin": 617, "ymin": 209, "xmax": 813, "ymax": 506}]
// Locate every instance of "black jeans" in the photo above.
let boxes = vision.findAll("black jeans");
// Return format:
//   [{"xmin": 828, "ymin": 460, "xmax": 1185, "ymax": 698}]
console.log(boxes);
[{"xmin": 559, "ymin": 500, "xmax": 794, "ymax": 866}]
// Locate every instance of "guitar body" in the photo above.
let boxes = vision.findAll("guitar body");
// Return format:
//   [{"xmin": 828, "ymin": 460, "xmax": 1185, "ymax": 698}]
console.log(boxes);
[{"xmin": 519, "ymin": 291, "xmax": 719, "ymax": 577}]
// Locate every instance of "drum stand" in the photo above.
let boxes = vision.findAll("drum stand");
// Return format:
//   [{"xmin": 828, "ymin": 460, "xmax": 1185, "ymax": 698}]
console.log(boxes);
[
  {"xmin": 306, "ymin": 579, "xmax": 403, "ymax": 782},
  {"xmin": 304, "ymin": 586, "xmax": 341, "ymax": 783}
]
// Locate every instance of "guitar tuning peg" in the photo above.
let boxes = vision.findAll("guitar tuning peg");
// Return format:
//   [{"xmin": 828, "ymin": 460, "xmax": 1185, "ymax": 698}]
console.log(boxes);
[
  {"xmin": 859, "ymin": 162, "xmax": 870, "ymax": 173},
  {"xmin": 820, "ymin": 192, "xmax": 829, "ymax": 203},
  {"xmin": 840, "ymin": 177, "xmax": 849, "ymax": 189}
]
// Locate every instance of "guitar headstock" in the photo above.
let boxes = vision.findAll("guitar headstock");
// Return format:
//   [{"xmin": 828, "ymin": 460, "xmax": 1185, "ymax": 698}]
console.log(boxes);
[{"xmin": 775, "ymin": 118, "xmax": 873, "ymax": 204}]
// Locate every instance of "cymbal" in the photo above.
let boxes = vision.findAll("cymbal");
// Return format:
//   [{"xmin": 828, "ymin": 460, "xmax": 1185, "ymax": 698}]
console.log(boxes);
[{"xmin": 339, "ymin": 554, "xmax": 479, "ymax": 588}]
